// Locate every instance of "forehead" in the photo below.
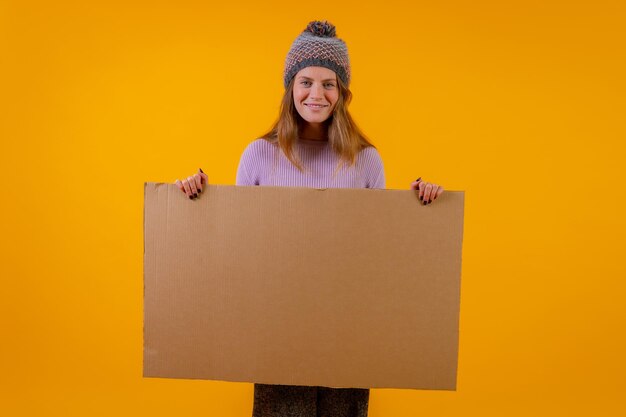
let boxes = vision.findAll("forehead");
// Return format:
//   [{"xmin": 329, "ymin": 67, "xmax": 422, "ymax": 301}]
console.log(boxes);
[{"xmin": 295, "ymin": 66, "xmax": 337, "ymax": 80}]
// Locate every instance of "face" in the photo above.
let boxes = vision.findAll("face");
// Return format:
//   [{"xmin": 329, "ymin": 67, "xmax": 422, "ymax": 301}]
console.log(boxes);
[{"xmin": 292, "ymin": 66, "xmax": 339, "ymax": 125}]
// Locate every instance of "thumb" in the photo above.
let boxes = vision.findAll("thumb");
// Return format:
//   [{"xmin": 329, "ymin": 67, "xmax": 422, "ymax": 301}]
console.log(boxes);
[
  {"xmin": 198, "ymin": 168, "xmax": 209, "ymax": 184},
  {"xmin": 410, "ymin": 177, "xmax": 422, "ymax": 190}
]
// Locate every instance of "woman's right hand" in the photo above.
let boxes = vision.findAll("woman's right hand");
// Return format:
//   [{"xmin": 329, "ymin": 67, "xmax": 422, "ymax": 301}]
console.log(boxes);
[{"xmin": 175, "ymin": 168, "xmax": 208, "ymax": 200}]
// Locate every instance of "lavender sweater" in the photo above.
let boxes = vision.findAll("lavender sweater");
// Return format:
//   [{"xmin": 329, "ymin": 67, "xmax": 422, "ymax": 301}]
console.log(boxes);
[
  {"xmin": 236, "ymin": 137, "xmax": 384, "ymax": 417},
  {"xmin": 235, "ymin": 138, "xmax": 385, "ymax": 189}
]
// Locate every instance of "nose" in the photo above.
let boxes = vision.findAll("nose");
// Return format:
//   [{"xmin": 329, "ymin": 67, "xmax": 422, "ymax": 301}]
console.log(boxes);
[{"xmin": 309, "ymin": 82, "xmax": 324, "ymax": 100}]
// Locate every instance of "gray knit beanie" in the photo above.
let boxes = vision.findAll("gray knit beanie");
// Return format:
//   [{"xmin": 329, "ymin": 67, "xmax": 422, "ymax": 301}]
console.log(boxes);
[{"xmin": 283, "ymin": 20, "xmax": 350, "ymax": 89}]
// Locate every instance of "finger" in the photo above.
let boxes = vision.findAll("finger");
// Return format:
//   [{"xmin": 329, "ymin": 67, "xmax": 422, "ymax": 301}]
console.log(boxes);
[
  {"xmin": 192, "ymin": 173, "xmax": 203, "ymax": 194},
  {"xmin": 433, "ymin": 185, "xmax": 444, "ymax": 200},
  {"xmin": 410, "ymin": 177, "xmax": 422, "ymax": 190},
  {"xmin": 182, "ymin": 179, "xmax": 193, "ymax": 199},
  {"xmin": 430, "ymin": 185, "xmax": 440, "ymax": 202},
  {"xmin": 428, "ymin": 185, "xmax": 440, "ymax": 203},
  {"xmin": 417, "ymin": 181, "xmax": 425, "ymax": 201},
  {"xmin": 175, "ymin": 179, "xmax": 184, "ymax": 193},
  {"xmin": 198, "ymin": 168, "xmax": 209, "ymax": 185},
  {"xmin": 187, "ymin": 176, "xmax": 198, "ymax": 199},
  {"xmin": 423, "ymin": 183, "xmax": 433, "ymax": 205}
]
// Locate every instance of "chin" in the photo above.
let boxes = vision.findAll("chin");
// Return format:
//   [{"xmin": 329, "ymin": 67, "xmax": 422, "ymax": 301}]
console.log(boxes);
[{"xmin": 305, "ymin": 116, "xmax": 331, "ymax": 124}]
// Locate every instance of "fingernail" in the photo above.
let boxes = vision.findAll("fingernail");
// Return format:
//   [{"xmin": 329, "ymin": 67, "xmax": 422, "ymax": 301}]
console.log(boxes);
[
  {"xmin": 199, "ymin": 168, "xmax": 204, "ymax": 173},
  {"xmin": 419, "ymin": 195, "xmax": 423, "ymax": 201},
  {"xmin": 415, "ymin": 177, "xmax": 421, "ymax": 182},
  {"xmin": 197, "ymin": 189, "xmax": 201, "ymax": 194},
  {"xmin": 193, "ymin": 193, "xmax": 198, "ymax": 198},
  {"xmin": 189, "ymin": 195, "xmax": 193, "ymax": 200}
]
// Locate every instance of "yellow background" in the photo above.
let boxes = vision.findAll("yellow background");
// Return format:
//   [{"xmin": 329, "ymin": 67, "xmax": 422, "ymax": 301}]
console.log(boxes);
[{"xmin": 1, "ymin": 0, "xmax": 625, "ymax": 415}]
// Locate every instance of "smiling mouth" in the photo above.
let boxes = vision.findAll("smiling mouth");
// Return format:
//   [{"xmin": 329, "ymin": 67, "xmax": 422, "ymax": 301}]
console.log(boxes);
[{"xmin": 304, "ymin": 103, "xmax": 328, "ymax": 108}]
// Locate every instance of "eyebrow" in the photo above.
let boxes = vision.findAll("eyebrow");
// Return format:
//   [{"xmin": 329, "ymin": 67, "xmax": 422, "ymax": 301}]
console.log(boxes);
[{"xmin": 297, "ymin": 76, "xmax": 337, "ymax": 82}]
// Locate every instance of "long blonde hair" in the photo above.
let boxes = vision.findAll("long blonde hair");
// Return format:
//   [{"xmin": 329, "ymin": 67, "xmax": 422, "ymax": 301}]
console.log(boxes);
[{"xmin": 260, "ymin": 75, "xmax": 376, "ymax": 172}]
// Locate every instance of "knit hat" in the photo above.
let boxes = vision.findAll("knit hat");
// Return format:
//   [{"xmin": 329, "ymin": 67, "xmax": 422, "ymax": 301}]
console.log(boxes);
[{"xmin": 283, "ymin": 20, "xmax": 350, "ymax": 89}]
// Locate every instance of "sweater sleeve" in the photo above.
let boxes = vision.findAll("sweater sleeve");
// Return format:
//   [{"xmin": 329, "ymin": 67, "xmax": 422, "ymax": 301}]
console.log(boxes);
[{"xmin": 361, "ymin": 147, "xmax": 386, "ymax": 189}]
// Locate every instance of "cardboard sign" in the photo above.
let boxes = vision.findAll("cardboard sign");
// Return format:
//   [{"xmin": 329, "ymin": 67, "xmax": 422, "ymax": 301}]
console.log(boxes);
[{"xmin": 143, "ymin": 183, "xmax": 465, "ymax": 390}]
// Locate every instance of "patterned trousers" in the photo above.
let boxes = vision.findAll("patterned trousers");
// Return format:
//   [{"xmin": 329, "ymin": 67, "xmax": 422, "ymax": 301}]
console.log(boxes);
[{"xmin": 252, "ymin": 384, "xmax": 369, "ymax": 417}]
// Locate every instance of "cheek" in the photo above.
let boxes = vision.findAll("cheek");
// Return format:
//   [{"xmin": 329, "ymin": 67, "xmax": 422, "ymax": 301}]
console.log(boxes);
[
  {"xmin": 293, "ymin": 100, "xmax": 305, "ymax": 117},
  {"xmin": 329, "ymin": 93, "xmax": 339, "ymax": 109},
  {"xmin": 293, "ymin": 87, "xmax": 306, "ymax": 101}
]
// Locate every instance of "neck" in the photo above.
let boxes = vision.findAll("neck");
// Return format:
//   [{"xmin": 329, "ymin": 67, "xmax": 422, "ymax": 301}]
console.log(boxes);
[{"xmin": 299, "ymin": 122, "xmax": 328, "ymax": 141}]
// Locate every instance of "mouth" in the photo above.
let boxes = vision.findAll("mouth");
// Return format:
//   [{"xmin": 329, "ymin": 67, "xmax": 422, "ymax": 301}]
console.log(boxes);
[{"xmin": 304, "ymin": 103, "xmax": 329, "ymax": 109}]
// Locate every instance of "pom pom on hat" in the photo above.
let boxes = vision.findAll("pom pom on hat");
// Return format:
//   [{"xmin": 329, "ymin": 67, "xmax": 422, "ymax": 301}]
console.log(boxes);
[{"xmin": 305, "ymin": 20, "xmax": 337, "ymax": 38}]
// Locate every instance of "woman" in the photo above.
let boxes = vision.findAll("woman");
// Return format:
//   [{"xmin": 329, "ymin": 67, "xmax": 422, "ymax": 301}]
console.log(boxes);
[{"xmin": 175, "ymin": 20, "xmax": 444, "ymax": 417}]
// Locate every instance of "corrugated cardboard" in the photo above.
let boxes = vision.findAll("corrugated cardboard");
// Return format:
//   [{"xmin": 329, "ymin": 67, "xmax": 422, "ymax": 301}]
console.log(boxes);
[{"xmin": 143, "ymin": 183, "xmax": 465, "ymax": 390}]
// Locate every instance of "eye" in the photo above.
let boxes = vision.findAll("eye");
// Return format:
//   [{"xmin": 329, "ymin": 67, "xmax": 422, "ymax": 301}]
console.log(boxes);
[
  {"xmin": 301, "ymin": 80, "xmax": 311, "ymax": 86},
  {"xmin": 324, "ymin": 83, "xmax": 336, "ymax": 88}
]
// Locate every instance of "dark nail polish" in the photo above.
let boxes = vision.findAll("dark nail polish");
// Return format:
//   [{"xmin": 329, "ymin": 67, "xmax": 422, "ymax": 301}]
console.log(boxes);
[
  {"xmin": 194, "ymin": 193, "xmax": 198, "ymax": 198},
  {"xmin": 189, "ymin": 195, "xmax": 193, "ymax": 200},
  {"xmin": 197, "ymin": 189, "xmax": 201, "ymax": 194},
  {"xmin": 199, "ymin": 168, "xmax": 204, "ymax": 173},
  {"xmin": 419, "ymin": 195, "xmax": 423, "ymax": 201}
]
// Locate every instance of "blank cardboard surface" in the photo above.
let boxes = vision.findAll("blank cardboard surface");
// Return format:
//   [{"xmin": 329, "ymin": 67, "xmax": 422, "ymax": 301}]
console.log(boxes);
[{"xmin": 143, "ymin": 183, "xmax": 465, "ymax": 390}]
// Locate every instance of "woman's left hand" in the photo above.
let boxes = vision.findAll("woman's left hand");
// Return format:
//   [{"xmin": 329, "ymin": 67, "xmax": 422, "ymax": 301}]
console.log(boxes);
[{"xmin": 410, "ymin": 177, "xmax": 444, "ymax": 205}]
